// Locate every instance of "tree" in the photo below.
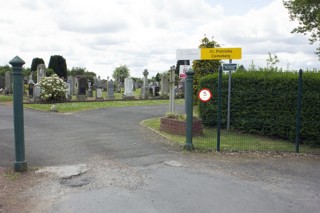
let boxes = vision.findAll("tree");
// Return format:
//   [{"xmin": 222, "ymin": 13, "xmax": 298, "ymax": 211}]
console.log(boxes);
[
  {"xmin": 48, "ymin": 55, "xmax": 67, "ymax": 80},
  {"xmin": 0, "ymin": 65, "xmax": 11, "ymax": 76},
  {"xmin": 31, "ymin": 58, "xmax": 45, "ymax": 71},
  {"xmin": 112, "ymin": 65, "xmax": 130, "ymax": 84},
  {"xmin": 69, "ymin": 67, "xmax": 86, "ymax": 76},
  {"xmin": 155, "ymin": 73, "xmax": 161, "ymax": 82},
  {"xmin": 192, "ymin": 36, "xmax": 221, "ymax": 103},
  {"xmin": 266, "ymin": 52, "xmax": 280, "ymax": 69},
  {"xmin": 283, "ymin": 0, "xmax": 320, "ymax": 59}
]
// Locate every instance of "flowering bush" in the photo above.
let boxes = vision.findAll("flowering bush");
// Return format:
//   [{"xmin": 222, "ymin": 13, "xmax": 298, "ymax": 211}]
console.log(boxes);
[{"xmin": 39, "ymin": 74, "xmax": 67, "ymax": 101}]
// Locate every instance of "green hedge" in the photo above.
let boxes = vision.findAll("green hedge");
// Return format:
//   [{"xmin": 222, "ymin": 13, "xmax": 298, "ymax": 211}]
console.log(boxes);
[{"xmin": 198, "ymin": 71, "xmax": 320, "ymax": 147}]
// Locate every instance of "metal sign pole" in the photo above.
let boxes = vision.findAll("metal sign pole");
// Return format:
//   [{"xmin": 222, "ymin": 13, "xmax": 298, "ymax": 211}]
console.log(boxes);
[{"xmin": 227, "ymin": 59, "xmax": 232, "ymax": 130}]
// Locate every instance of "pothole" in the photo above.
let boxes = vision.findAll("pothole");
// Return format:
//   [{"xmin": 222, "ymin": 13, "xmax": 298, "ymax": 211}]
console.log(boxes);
[
  {"xmin": 36, "ymin": 164, "xmax": 90, "ymax": 179},
  {"xmin": 164, "ymin": 160, "xmax": 183, "ymax": 167},
  {"xmin": 60, "ymin": 178, "xmax": 91, "ymax": 188}
]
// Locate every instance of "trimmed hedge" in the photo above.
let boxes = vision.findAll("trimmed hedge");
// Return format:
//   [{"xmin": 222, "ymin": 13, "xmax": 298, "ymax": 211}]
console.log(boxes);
[{"xmin": 198, "ymin": 71, "xmax": 320, "ymax": 147}]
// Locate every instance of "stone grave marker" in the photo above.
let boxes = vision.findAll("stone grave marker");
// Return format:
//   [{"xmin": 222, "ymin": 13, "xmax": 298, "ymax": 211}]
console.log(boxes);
[
  {"xmin": 67, "ymin": 76, "xmax": 74, "ymax": 95},
  {"xmin": 160, "ymin": 75, "xmax": 169, "ymax": 97},
  {"xmin": 107, "ymin": 80, "xmax": 115, "ymax": 100},
  {"xmin": 33, "ymin": 84, "xmax": 41, "ymax": 102},
  {"xmin": 65, "ymin": 82, "xmax": 71, "ymax": 100},
  {"xmin": 140, "ymin": 69, "xmax": 149, "ymax": 99},
  {"xmin": 37, "ymin": 64, "xmax": 46, "ymax": 83},
  {"xmin": 123, "ymin": 77, "xmax": 134, "ymax": 99},
  {"xmin": 28, "ymin": 83, "xmax": 34, "ymax": 98},
  {"xmin": 0, "ymin": 76, "xmax": 5, "ymax": 89},
  {"xmin": 96, "ymin": 88, "xmax": 103, "ymax": 100},
  {"xmin": 5, "ymin": 71, "xmax": 12, "ymax": 94},
  {"xmin": 76, "ymin": 77, "xmax": 87, "ymax": 101}
]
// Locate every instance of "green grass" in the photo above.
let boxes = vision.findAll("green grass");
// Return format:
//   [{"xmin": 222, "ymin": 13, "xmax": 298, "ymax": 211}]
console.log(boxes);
[
  {"xmin": 0, "ymin": 95, "xmax": 13, "ymax": 102},
  {"xmin": 143, "ymin": 117, "xmax": 320, "ymax": 153},
  {"xmin": 24, "ymin": 99, "xmax": 184, "ymax": 113}
]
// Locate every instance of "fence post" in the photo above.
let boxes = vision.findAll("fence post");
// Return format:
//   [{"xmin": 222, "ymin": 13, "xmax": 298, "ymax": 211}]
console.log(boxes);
[
  {"xmin": 9, "ymin": 56, "xmax": 27, "ymax": 172},
  {"xmin": 217, "ymin": 66, "xmax": 222, "ymax": 152},
  {"xmin": 295, "ymin": 69, "xmax": 302, "ymax": 153},
  {"xmin": 184, "ymin": 68, "xmax": 195, "ymax": 151}
]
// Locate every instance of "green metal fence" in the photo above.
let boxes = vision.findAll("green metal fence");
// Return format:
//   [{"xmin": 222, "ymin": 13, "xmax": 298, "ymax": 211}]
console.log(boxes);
[{"xmin": 189, "ymin": 68, "xmax": 320, "ymax": 154}]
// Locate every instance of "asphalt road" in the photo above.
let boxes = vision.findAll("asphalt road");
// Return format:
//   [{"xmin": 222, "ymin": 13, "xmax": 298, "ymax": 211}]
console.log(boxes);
[{"xmin": 1, "ymin": 103, "xmax": 319, "ymax": 213}]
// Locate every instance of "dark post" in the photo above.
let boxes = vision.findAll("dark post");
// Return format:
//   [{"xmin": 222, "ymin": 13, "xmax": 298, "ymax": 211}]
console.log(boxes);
[
  {"xmin": 9, "ymin": 56, "xmax": 27, "ymax": 172},
  {"xmin": 184, "ymin": 68, "xmax": 195, "ymax": 151},
  {"xmin": 295, "ymin": 69, "xmax": 303, "ymax": 153},
  {"xmin": 217, "ymin": 66, "xmax": 222, "ymax": 152}
]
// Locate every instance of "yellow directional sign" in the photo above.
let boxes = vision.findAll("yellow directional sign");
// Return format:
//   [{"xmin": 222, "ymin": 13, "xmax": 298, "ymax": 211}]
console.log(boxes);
[{"xmin": 201, "ymin": 48, "xmax": 242, "ymax": 60}]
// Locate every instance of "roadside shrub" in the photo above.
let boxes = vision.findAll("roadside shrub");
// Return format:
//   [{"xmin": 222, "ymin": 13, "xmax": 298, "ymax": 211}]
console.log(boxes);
[
  {"xmin": 39, "ymin": 74, "xmax": 67, "ymax": 101},
  {"xmin": 198, "ymin": 70, "xmax": 320, "ymax": 147}
]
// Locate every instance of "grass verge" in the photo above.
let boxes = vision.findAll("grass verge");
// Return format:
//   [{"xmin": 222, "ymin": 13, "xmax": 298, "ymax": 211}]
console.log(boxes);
[
  {"xmin": 24, "ymin": 99, "xmax": 184, "ymax": 113},
  {"xmin": 143, "ymin": 117, "xmax": 320, "ymax": 153}
]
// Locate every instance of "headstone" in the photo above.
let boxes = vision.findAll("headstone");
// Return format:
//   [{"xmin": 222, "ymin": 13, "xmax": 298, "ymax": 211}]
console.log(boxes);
[
  {"xmin": 123, "ymin": 77, "xmax": 134, "ymax": 99},
  {"xmin": 28, "ymin": 83, "xmax": 34, "ymax": 98},
  {"xmin": 74, "ymin": 77, "xmax": 79, "ymax": 95},
  {"xmin": 28, "ymin": 72, "xmax": 34, "ymax": 84},
  {"xmin": 5, "ymin": 71, "xmax": 12, "ymax": 94},
  {"xmin": 0, "ymin": 76, "xmax": 5, "ymax": 89},
  {"xmin": 76, "ymin": 77, "xmax": 87, "ymax": 101},
  {"xmin": 87, "ymin": 80, "xmax": 93, "ymax": 97},
  {"xmin": 101, "ymin": 80, "xmax": 107, "ymax": 90},
  {"xmin": 149, "ymin": 86, "xmax": 154, "ymax": 97},
  {"xmin": 67, "ymin": 76, "xmax": 74, "ymax": 95},
  {"xmin": 33, "ymin": 84, "xmax": 41, "ymax": 102},
  {"xmin": 155, "ymin": 86, "xmax": 160, "ymax": 96},
  {"xmin": 107, "ymin": 80, "xmax": 115, "ymax": 100},
  {"xmin": 140, "ymin": 69, "xmax": 149, "ymax": 99},
  {"xmin": 160, "ymin": 75, "xmax": 169, "ymax": 97},
  {"xmin": 65, "ymin": 82, "xmax": 71, "ymax": 100},
  {"xmin": 96, "ymin": 88, "xmax": 103, "ymax": 100},
  {"xmin": 37, "ymin": 64, "xmax": 46, "ymax": 83}
]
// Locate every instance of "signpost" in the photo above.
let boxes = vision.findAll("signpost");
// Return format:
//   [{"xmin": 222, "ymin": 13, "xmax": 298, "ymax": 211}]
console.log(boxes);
[
  {"xmin": 223, "ymin": 61, "xmax": 237, "ymax": 130},
  {"xmin": 176, "ymin": 48, "xmax": 242, "ymax": 60},
  {"xmin": 179, "ymin": 65, "xmax": 190, "ymax": 79},
  {"xmin": 223, "ymin": 63, "xmax": 237, "ymax": 71},
  {"xmin": 198, "ymin": 88, "xmax": 212, "ymax": 102},
  {"xmin": 176, "ymin": 47, "xmax": 242, "ymax": 151}
]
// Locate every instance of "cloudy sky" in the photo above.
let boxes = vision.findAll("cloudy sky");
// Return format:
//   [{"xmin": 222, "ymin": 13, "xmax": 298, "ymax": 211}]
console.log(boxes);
[{"xmin": 1, "ymin": 0, "xmax": 319, "ymax": 79}]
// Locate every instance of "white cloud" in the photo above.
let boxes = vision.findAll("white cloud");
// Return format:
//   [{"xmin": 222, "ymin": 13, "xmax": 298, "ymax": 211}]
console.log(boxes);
[{"xmin": 0, "ymin": 0, "xmax": 318, "ymax": 79}]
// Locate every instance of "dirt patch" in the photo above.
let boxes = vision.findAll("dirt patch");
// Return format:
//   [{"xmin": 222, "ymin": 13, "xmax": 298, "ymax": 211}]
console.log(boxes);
[{"xmin": 0, "ymin": 166, "xmax": 48, "ymax": 213}]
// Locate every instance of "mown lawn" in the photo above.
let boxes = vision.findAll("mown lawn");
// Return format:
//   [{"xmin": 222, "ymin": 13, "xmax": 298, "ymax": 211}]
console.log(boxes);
[
  {"xmin": 142, "ymin": 117, "xmax": 320, "ymax": 153},
  {"xmin": 24, "ymin": 99, "xmax": 184, "ymax": 113}
]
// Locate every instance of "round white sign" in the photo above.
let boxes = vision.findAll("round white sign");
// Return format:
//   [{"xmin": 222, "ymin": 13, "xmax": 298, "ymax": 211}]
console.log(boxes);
[{"xmin": 198, "ymin": 88, "xmax": 212, "ymax": 102}]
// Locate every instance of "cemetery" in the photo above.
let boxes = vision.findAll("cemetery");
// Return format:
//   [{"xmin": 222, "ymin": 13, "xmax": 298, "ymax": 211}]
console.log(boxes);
[{"xmin": 0, "ymin": 65, "xmax": 174, "ymax": 103}]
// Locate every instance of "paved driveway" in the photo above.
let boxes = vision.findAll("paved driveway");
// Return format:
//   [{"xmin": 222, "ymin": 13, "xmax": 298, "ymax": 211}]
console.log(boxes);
[{"xmin": 0, "ymin": 104, "xmax": 319, "ymax": 213}]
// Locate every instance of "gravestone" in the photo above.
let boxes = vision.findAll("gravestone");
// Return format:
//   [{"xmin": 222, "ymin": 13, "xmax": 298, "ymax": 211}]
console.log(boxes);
[
  {"xmin": 123, "ymin": 77, "xmax": 134, "ymax": 99},
  {"xmin": 76, "ymin": 77, "xmax": 87, "ymax": 101},
  {"xmin": 87, "ymin": 80, "xmax": 93, "ymax": 97},
  {"xmin": 0, "ymin": 76, "xmax": 5, "ymax": 89},
  {"xmin": 140, "ymin": 69, "xmax": 149, "ymax": 99},
  {"xmin": 67, "ymin": 76, "xmax": 74, "ymax": 95},
  {"xmin": 37, "ymin": 64, "xmax": 46, "ymax": 83},
  {"xmin": 74, "ymin": 77, "xmax": 79, "ymax": 95},
  {"xmin": 107, "ymin": 80, "xmax": 115, "ymax": 100},
  {"xmin": 160, "ymin": 75, "xmax": 169, "ymax": 97},
  {"xmin": 33, "ymin": 84, "xmax": 41, "ymax": 103},
  {"xmin": 5, "ymin": 71, "xmax": 12, "ymax": 94},
  {"xmin": 155, "ymin": 86, "xmax": 160, "ymax": 96},
  {"xmin": 28, "ymin": 83, "xmax": 34, "ymax": 98},
  {"xmin": 96, "ymin": 88, "xmax": 103, "ymax": 100},
  {"xmin": 65, "ymin": 82, "xmax": 71, "ymax": 100}
]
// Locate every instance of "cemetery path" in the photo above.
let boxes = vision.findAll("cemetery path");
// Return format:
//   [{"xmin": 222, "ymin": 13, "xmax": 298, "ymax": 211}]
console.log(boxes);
[{"xmin": 1, "ymin": 103, "xmax": 320, "ymax": 213}]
